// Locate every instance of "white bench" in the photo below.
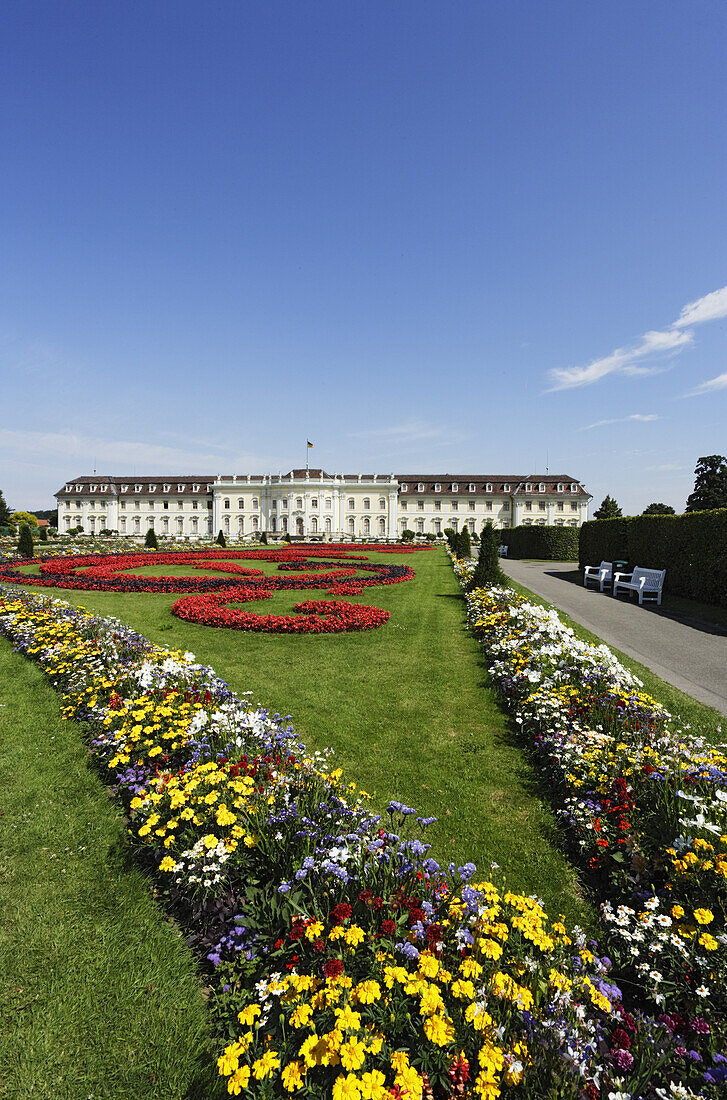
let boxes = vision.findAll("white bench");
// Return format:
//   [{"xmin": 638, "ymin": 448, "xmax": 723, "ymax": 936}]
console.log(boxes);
[
  {"xmin": 499, "ymin": 545, "xmax": 508, "ymax": 557},
  {"xmin": 583, "ymin": 560, "xmax": 613, "ymax": 592},
  {"xmin": 613, "ymin": 566, "xmax": 666, "ymax": 606}
]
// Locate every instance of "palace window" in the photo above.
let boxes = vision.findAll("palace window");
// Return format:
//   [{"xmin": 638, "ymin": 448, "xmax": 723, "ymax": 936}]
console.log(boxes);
[
  {"xmin": 571, "ymin": 502, "xmax": 579, "ymax": 511},
  {"xmin": 348, "ymin": 518, "xmax": 355, "ymax": 533},
  {"xmin": 325, "ymin": 517, "xmax": 331, "ymax": 532},
  {"xmin": 525, "ymin": 483, "xmax": 533, "ymax": 492},
  {"xmin": 76, "ymin": 501, "xmax": 82, "ymax": 508},
  {"xmin": 325, "ymin": 498, "xmax": 332, "ymax": 510},
  {"xmin": 451, "ymin": 483, "xmax": 458, "ymax": 492},
  {"xmin": 434, "ymin": 483, "xmax": 441, "ymax": 492},
  {"xmin": 163, "ymin": 500, "xmax": 169, "ymax": 510},
  {"xmin": 178, "ymin": 484, "xmax": 185, "ymax": 492},
  {"xmin": 486, "ymin": 501, "xmax": 492, "ymax": 511},
  {"xmin": 400, "ymin": 500, "xmax": 407, "ymax": 510},
  {"xmin": 363, "ymin": 498, "xmax": 370, "ymax": 510},
  {"xmin": 416, "ymin": 519, "xmax": 424, "ymax": 533},
  {"xmin": 379, "ymin": 498, "xmax": 386, "ymax": 509},
  {"xmin": 450, "ymin": 519, "xmax": 458, "ymax": 531},
  {"xmin": 379, "ymin": 518, "xmax": 386, "ymax": 534},
  {"xmin": 348, "ymin": 498, "xmax": 355, "ymax": 510},
  {"xmin": 238, "ymin": 498, "xmax": 244, "ymax": 509},
  {"xmin": 468, "ymin": 500, "xmax": 475, "ymax": 510},
  {"xmin": 147, "ymin": 500, "xmax": 153, "ymax": 510},
  {"xmin": 177, "ymin": 500, "xmax": 184, "ymax": 510},
  {"xmin": 192, "ymin": 518, "xmax": 198, "ymax": 532},
  {"xmin": 252, "ymin": 516, "xmax": 259, "ymax": 529},
  {"xmin": 224, "ymin": 498, "xmax": 230, "ymax": 509},
  {"xmin": 238, "ymin": 517, "xmax": 244, "ymax": 532},
  {"xmin": 192, "ymin": 500, "xmax": 198, "ymax": 509},
  {"xmin": 311, "ymin": 517, "xmax": 318, "ymax": 533},
  {"xmin": 503, "ymin": 483, "xmax": 510, "ymax": 492},
  {"xmin": 557, "ymin": 502, "xmax": 564, "ymax": 511},
  {"xmin": 400, "ymin": 484, "xmax": 408, "ymax": 492},
  {"xmin": 119, "ymin": 518, "xmax": 126, "ymax": 532},
  {"xmin": 417, "ymin": 500, "xmax": 424, "ymax": 510},
  {"xmin": 434, "ymin": 501, "xmax": 441, "ymax": 511},
  {"xmin": 525, "ymin": 502, "xmax": 532, "ymax": 511},
  {"xmin": 252, "ymin": 497, "xmax": 258, "ymax": 509},
  {"xmin": 417, "ymin": 483, "xmax": 424, "ymax": 492},
  {"xmin": 539, "ymin": 501, "xmax": 546, "ymax": 511},
  {"xmin": 282, "ymin": 498, "xmax": 288, "ymax": 509},
  {"xmin": 363, "ymin": 518, "xmax": 370, "ymax": 534},
  {"xmin": 539, "ymin": 483, "xmax": 545, "ymax": 493},
  {"xmin": 296, "ymin": 497, "xmax": 303, "ymax": 509},
  {"xmin": 311, "ymin": 498, "xmax": 318, "ymax": 508},
  {"xmin": 163, "ymin": 484, "xmax": 170, "ymax": 492},
  {"xmin": 135, "ymin": 500, "xmax": 140, "ymax": 509},
  {"xmin": 451, "ymin": 501, "xmax": 458, "ymax": 511},
  {"xmin": 177, "ymin": 517, "xmax": 183, "ymax": 532},
  {"xmin": 557, "ymin": 483, "xmax": 564, "ymax": 492},
  {"xmin": 119, "ymin": 500, "xmax": 126, "ymax": 509},
  {"xmin": 571, "ymin": 483, "xmax": 578, "ymax": 492}
]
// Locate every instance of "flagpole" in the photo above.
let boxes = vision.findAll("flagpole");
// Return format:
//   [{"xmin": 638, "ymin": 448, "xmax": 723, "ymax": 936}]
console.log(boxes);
[{"xmin": 306, "ymin": 440, "xmax": 308, "ymax": 472}]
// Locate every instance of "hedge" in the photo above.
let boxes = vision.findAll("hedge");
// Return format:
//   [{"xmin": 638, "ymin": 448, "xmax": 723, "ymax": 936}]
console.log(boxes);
[
  {"xmin": 579, "ymin": 509, "xmax": 727, "ymax": 607},
  {"xmin": 498, "ymin": 525, "xmax": 579, "ymax": 561}
]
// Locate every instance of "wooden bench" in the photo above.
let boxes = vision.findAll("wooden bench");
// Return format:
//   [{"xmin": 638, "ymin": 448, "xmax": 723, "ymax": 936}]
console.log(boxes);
[
  {"xmin": 583, "ymin": 560, "xmax": 612, "ymax": 592},
  {"xmin": 613, "ymin": 566, "xmax": 666, "ymax": 606}
]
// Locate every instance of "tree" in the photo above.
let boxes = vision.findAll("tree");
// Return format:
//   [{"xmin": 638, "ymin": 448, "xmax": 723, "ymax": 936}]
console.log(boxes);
[
  {"xmin": 37, "ymin": 524, "xmax": 48, "ymax": 542},
  {"xmin": 685, "ymin": 455, "xmax": 727, "ymax": 512},
  {"xmin": 144, "ymin": 527, "xmax": 158, "ymax": 549},
  {"xmin": 401, "ymin": 529, "xmax": 415, "ymax": 542},
  {"xmin": 260, "ymin": 531, "xmax": 268, "ymax": 545},
  {"xmin": 0, "ymin": 488, "xmax": 11, "ymax": 528},
  {"xmin": 10, "ymin": 510, "xmax": 39, "ymax": 529},
  {"xmin": 457, "ymin": 526, "xmax": 472, "ymax": 558},
  {"xmin": 642, "ymin": 502, "xmax": 676, "ymax": 516},
  {"xmin": 467, "ymin": 523, "xmax": 506, "ymax": 590},
  {"xmin": 216, "ymin": 529, "xmax": 226, "ymax": 547},
  {"xmin": 17, "ymin": 524, "xmax": 34, "ymax": 559},
  {"xmin": 593, "ymin": 494, "xmax": 622, "ymax": 520}
]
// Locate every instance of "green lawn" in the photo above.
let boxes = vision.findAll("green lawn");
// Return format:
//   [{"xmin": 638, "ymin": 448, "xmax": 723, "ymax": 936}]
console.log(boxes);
[
  {"xmin": 10, "ymin": 547, "xmax": 593, "ymax": 928},
  {"xmin": 0, "ymin": 639, "xmax": 222, "ymax": 1100}
]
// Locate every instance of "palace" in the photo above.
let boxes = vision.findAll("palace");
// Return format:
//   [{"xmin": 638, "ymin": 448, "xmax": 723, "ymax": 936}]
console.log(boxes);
[{"xmin": 55, "ymin": 470, "xmax": 592, "ymax": 539}]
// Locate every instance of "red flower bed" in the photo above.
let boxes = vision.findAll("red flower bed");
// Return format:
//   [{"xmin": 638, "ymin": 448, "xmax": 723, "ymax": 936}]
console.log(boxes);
[{"xmin": 171, "ymin": 591, "xmax": 390, "ymax": 633}]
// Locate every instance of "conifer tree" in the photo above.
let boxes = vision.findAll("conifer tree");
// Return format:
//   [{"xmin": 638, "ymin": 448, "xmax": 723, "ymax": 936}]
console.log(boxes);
[
  {"xmin": 0, "ymin": 488, "xmax": 10, "ymax": 528},
  {"xmin": 216, "ymin": 530, "xmax": 226, "ymax": 547},
  {"xmin": 145, "ymin": 527, "xmax": 158, "ymax": 549},
  {"xmin": 38, "ymin": 524, "xmax": 48, "ymax": 542},
  {"xmin": 260, "ymin": 531, "xmax": 268, "ymax": 544},
  {"xmin": 17, "ymin": 524, "xmax": 34, "ymax": 559},
  {"xmin": 593, "ymin": 494, "xmax": 622, "ymax": 520},
  {"xmin": 685, "ymin": 455, "xmax": 727, "ymax": 512},
  {"xmin": 467, "ymin": 524, "xmax": 506, "ymax": 590},
  {"xmin": 458, "ymin": 525, "xmax": 472, "ymax": 558}
]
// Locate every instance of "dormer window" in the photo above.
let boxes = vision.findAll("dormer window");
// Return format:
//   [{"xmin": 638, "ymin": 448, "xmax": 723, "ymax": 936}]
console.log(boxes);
[
  {"xmin": 163, "ymin": 484, "xmax": 170, "ymax": 492},
  {"xmin": 401, "ymin": 484, "xmax": 408, "ymax": 492},
  {"xmin": 193, "ymin": 483, "xmax": 200, "ymax": 492},
  {"xmin": 178, "ymin": 483, "xmax": 185, "ymax": 492},
  {"xmin": 571, "ymin": 483, "xmax": 578, "ymax": 492},
  {"xmin": 525, "ymin": 483, "xmax": 533, "ymax": 492},
  {"xmin": 539, "ymin": 483, "xmax": 545, "ymax": 493},
  {"xmin": 418, "ymin": 483, "xmax": 424, "ymax": 492},
  {"xmin": 557, "ymin": 483, "xmax": 564, "ymax": 492},
  {"xmin": 451, "ymin": 483, "xmax": 458, "ymax": 492},
  {"xmin": 503, "ymin": 483, "xmax": 510, "ymax": 492},
  {"xmin": 469, "ymin": 483, "xmax": 476, "ymax": 492},
  {"xmin": 76, "ymin": 485, "xmax": 83, "ymax": 492},
  {"xmin": 89, "ymin": 484, "xmax": 96, "ymax": 492},
  {"xmin": 434, "ymin": 482, "xmax": 441, "ymax": 492},
  {"xmin": 485, "ymin": 483, "xmax": 492, "ymax": 492},
  {"xmin": 149, "ymin": 484, "xmax": 156, "ymax": 492}
]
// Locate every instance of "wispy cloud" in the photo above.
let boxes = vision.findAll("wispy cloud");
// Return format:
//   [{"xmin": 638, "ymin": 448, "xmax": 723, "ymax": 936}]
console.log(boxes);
[
  {"xmin": 578, "ymin": 413, "xmax": 660, "ymax": 431},
  {"xmin": 644, "ymin": 463, "xmax": 690, "ymax": 472},
  {"xmin": 348, "ymin": 420, "xmax": 463, "ymax": 445},
  {"xmin": 0, "ymin": 429, "xmax": 268, "ymax": 474},
  {"xmin": 548, "ymin": 284, "xmax": 727, "ymax": 391},
  {"xmin": 683, "ymin": 371, "xmax": 727, "ymax": 397}
]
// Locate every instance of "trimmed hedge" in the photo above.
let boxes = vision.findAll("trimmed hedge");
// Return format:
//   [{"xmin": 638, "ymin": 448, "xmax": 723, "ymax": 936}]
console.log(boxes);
[
  {"xmin": 579, "ymin": 509, "xmax": 727, "ymax": 607},
  {"xmin": 498, "ymin": 525, "xmax": 579, "ymax": 561}
]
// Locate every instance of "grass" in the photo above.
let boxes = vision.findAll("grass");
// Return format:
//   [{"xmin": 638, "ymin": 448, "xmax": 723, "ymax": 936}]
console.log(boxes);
[
  {"xmin": 9, "ymin": 547, "xmax": 594, "ymax": 928},
  {"xmin": 0, "ymin": 637, "xmax": 222, "ymax": 1100}
]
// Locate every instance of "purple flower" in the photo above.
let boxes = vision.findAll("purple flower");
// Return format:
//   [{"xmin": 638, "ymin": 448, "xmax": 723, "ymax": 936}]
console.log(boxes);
[{"xmin": 612, "ymin": 1049, "xmax": 634, "ymax": 1071}]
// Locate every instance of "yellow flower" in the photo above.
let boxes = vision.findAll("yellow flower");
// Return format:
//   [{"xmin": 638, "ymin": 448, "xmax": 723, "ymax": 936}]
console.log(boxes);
[
  {"xmin": 417, "ymin": 952, "xmax": 439, "ymax": 979},
  {"xmin": 289, "ymin": 1003, "xmax": 314, "ymax": 1028},
  {"xmin": 694, "ymin": 908, "xmax": 714, "ymax": 925},
  {"xmin": 237, "ymin": 1004, "xmax": 261, "ymax": 1026},
  {"xmin": 332, "ymin": 1073, "xmax": 362, "ymax": 1100},
  {"xmin": 344, "ymin": 924, "xmax": 365, "ymax": 947},
  {"xmin": 281, "ymin": 1061, "xmax": 305, "ymax": 1092},
  {"xmin": 252, "ymin": 1050, "xmax": 281, "ymax": 1080},
  {"xmin": 158, "ymin": 855, "xmax": 178, "ymax": 872},
  {"xmin": 671, "ymin": 905, "xmax": 685, "ymax": 919},
  {"xmin": 352, "ymin": 980, "xmax": 381, "ymax": 1004},
  {"xmin": 699, "ymin": 932, "xmax": 718, "ymax": 951},
  {"xmin": 336, "ymin": 1005, "xmax": 362, "ymax": 1031},
  {"xmin": 423, "ymin": 1013, "xmax": 455, "ymax": 1047},
  {"xmin": 339, "ymin": 1038, "xmax": 367, "ymax": 1072},
  {"xmin": 359, "ymin": 1069, "xmax": 387, "ymax": 1100},
  {"xmin": 226, "ymin": 1065, "xmax": 251, "ymax": 1095}
]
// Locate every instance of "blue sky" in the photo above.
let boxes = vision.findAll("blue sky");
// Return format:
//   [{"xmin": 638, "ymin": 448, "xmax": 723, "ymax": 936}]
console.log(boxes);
[{"xmin": 2, "ymin": 0, "xmax": 725, "ymax": 514}]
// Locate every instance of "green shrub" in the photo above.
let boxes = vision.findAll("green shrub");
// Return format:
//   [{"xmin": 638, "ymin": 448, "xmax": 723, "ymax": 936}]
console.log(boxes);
[
  {"xmin": 216, "ymin": 530, "xmax": 226, "ymax": 547},
  {"xmin": 260, "ymin": 531, "xmax": 268, "ymax": 545},
  {"xmin": 504, "ymin": 526, "xmax": 579, "ymax": 561},
  {"xmin": 457, "ymin": 526, "xmax": 472, "ymax": 558},
  {"xmin": 401, "ymin": 529, "xmax": 415, "ymax": 542},
  {"xmin": 17, "ymin": 524, "xmax": 34, "ymax": 559},
  {"xmin": 144, "ymin": 528, "xmax": 158, "ymax": 549},
  {"xmin": 579, "ymin": 509, "xmax": 727, "ymax": 607},
  {"xmin": 468, "ymin": 523, "xmax": 506, "ymax": 589},
  {"xmin": 37, "ymin": 525, "xmax": 48, "ymax": 543}
]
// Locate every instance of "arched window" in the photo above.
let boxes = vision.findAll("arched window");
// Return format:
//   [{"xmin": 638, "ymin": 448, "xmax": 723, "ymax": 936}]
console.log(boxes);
[
  {"xmin": 296, "ymin": 517, "xmax": 304, "ymax": 535},
  {"xmin": 177, "ymin": 517, "xmax": 184, "ymax": 532},
  {"xmin": 224, "ymin": 498, "xmax": 230, "ymax": 509},
  {"xmin": 325, "ymin": 517, "xmax": 331, "ymax": 532},
  {"xmin": 271, "ymin": 517, "xmax": 277, "ymax": 532},
  {"xmin": 252, "ymin": 497, "xmax": 258, "ymax": 509},
  {"xmin": 311, "ymin": 517, "xmax": 318, "ymax": 533},
  {"xmin": 363, "ymin": 518, "xmax": 370, "ymax": 534},
  {"xmin": 238, "ymin": 516, "xmax": 244, "ymax": 532},
  {"xmin": 224, "ymin": 517, "xmax": 230, "ymax": 532},
  {"xmin": 348, "ymin": 518, "xmax": 355, "ymax": 533},
  {"xmin": 451, "ymin": 519, "xmax": 458, "ymax": 531},
  {"xmin": 252, "ymin": 516, "xmax": 259, "ymax": 529},
  {"xmin": 378, "ymin": 517, "xmax": 386, "ymax": 534},
  {"xmin": 282, "ymin": 516, "xmax": 288, "ymax": 532},
  {"xmin": 416, "ymin": 519, "xmax": 424, "ymax": 533},
  {"xmin": 191, "ymin": 518, "xmax": 198, "ymax": 532}
]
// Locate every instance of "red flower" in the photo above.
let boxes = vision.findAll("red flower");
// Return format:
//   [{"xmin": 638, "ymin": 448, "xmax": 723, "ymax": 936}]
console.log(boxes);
[
  {"xmin": 330, "ymin": 902, "xmax": 352, "ymax": 924},
  {"xmin": 324, "ymin": 958, "xmax": 344, "ymax": 978}
]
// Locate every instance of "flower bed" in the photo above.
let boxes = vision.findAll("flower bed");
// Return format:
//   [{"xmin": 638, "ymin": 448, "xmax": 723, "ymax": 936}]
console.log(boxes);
[
  {"xmin": 448, "ymin": 555, "xmax": 727, "ymax": 1093},
  {"xmin": 171, "ymin": 592, "xmax": 390, "ymax": 633},
  {"xmin": 0, "ymin": 582, "xmax": 690, "ymax": 1099}
]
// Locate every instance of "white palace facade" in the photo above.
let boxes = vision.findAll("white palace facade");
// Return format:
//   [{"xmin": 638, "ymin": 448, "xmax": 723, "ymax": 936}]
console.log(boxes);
[{"xmin": 55, "ymin": 470, "xmax": 592, "ymax": 540}]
